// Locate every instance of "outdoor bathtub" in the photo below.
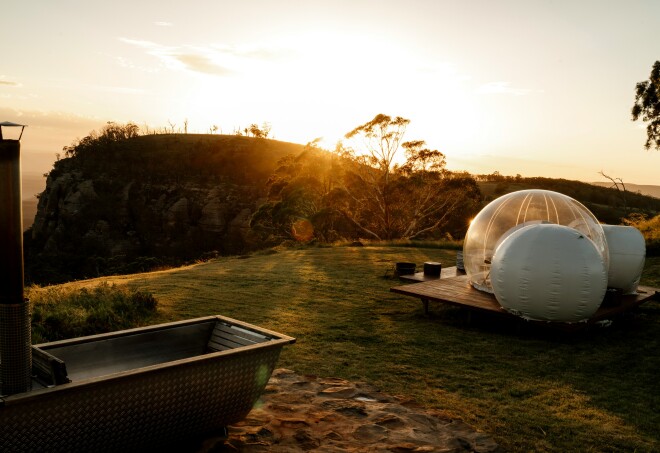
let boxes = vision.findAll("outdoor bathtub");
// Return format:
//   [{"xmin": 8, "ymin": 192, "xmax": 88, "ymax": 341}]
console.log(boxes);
[{"xmin": 0, "ymin": 315, "xmax": 295, "ymax": 452}]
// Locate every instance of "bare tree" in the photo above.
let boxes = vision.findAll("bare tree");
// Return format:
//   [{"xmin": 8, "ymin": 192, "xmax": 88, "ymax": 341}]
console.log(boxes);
[{"xmin": 599, "ymin": 170, "xmax": 628, "ymax": 212}]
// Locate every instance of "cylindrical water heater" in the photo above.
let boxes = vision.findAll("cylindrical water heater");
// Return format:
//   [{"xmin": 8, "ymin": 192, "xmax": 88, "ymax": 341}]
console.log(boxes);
[{"xmin": 0, "ymin": 123, "xmax": 32, "ymax": 396}]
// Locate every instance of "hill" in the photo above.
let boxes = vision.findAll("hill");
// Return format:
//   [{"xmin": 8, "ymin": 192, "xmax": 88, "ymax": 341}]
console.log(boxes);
[
  {"xmin": 25, "ymin": 134, "xmax": 305, "ymax": 283},
  {"xmin": 477, "ymin": 176, "xmax": 660, "ymax": 225},
  {"xmin": 590, "ymin": 181, "xmax": 660, "ymax": 199}
]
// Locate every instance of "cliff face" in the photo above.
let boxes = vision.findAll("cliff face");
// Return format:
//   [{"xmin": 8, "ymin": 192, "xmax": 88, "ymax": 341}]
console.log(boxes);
[{"xmin": 26, "ymin": 134, "xmax": 303, "ymax": 283}]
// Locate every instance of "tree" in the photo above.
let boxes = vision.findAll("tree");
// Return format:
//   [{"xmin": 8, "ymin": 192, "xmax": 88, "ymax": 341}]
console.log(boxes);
[
  {"xmin": 251, "ymin": 114, "xmax": 482, "ymax": 243},
  {"xmin": 63, "ymin": 122, "xmax": 141, "ymax": 158},
  {"xmin": 632, "ymin": 60, "xmax": 660, "ymax": 150},
  {"xmin": 598, "ymin": 170, "xmax": 628, "ymax": 212},
  {"xmin": 246, "ymin": 123, "xmax": 270, "ymax": 138},
  {"xmin": 340, "ymin": 114, "xmax": 410, "ymax": 239},
  {"xmin": 337, "ymin": 114, "xmax": 481, "ymax": 240},
  {"xmin": 394, "ymin": 141, "xmax": 479, "ymax": 239},
  {"xmin": 99, "ymin": 121, "xmax": 140, "ymax": 142},
  {"xmin": 238, "ymin": 123, "xmax": 272, "ymax": 138},
  {"xmin": 344, "ymin": 114, "xmax": 409, "ymax": 182},
  {"xmin": 248, "ymin": 124, "xmax": 264, "ymax": 138},
  {"xmin": 250, "ymin": 140, "xmax": 347, "ymax": 243},
  {"xmin": 260, "ymin": 122, "xmax": 272, "ymax": 138}
]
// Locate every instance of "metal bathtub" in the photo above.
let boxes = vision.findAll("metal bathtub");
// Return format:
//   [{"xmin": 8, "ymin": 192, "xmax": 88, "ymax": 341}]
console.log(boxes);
[{"xmin": 0, "ymin": 315, "xmax": 295, "ymax": 452}]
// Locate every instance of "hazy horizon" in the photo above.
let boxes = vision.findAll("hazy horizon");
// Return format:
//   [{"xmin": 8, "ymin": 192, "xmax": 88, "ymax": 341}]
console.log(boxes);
[{"xmin": 3, "ymin": 0, "xmax": 660, "ymax": 186}]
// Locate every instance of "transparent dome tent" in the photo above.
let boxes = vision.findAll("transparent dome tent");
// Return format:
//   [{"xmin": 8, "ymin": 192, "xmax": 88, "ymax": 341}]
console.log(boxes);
[{"xmin": 463, "ymin": 189, "xmax": 609, "ymax": 293}]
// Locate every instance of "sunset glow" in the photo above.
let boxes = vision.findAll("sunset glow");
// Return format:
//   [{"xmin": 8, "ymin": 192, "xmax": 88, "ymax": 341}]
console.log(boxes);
[{"xmin": 2, "ymin": 0, "xmax": 659, "ymax": 193}]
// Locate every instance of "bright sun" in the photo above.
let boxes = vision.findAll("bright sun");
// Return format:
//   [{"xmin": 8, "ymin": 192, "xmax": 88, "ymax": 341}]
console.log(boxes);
[{"xmin": 179, "ymin": 30, "xmax": 483, "ymax": 157}]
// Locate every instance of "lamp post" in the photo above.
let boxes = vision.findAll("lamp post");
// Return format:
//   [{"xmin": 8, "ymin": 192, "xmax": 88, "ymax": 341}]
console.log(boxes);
[{"xmin": 0, "ymin": 121, "xmax": 31, "ymax": 396}]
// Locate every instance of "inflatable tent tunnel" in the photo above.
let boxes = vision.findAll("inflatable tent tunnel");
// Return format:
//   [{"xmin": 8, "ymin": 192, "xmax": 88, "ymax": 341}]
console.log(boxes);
[
  {"xmin": 490, "ymin": 224, "xmax": 607, "ymax": 322},
  {"xmin": 602, "ymin": 225, "xmax": 646, "ymax": 295}
]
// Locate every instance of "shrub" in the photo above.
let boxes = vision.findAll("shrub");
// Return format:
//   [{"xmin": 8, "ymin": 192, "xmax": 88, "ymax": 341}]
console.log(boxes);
[
  {"xmin": 623, "ymin": 213, "xmax": 660, "ymax": 255},
  {"xmin": 28, "ymin": 283, "xmax": 159, "ymax": 343}
]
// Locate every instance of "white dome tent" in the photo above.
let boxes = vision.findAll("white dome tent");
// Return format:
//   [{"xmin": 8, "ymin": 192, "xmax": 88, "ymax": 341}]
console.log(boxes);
[
  {"xmin": 490, "ymin": 224, "xmax": 608, "ymax": 322},
  {"xmin": 463, "ymin": 189, "xmax": 619, "ymax": 323},
  {"xmin": 463, "ymin": 189, "xmax": 609, "ymax": 294}
]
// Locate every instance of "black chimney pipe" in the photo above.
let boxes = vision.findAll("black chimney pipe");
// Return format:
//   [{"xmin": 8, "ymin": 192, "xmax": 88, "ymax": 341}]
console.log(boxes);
[{"xmin": 0, "ymin": 130, "xmax": 32, "ymax": 395}]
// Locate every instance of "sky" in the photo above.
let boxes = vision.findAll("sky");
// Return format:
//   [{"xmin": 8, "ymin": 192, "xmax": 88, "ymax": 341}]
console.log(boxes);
[{"xmin": 2, "ymin": 0, "xmax": 660, "ymax": 196}]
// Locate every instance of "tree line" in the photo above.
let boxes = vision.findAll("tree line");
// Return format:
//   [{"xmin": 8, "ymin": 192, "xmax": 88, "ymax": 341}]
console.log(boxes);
[{"xmin": 250, "ymin": 114, "xmax": 481, "ymax": 244}]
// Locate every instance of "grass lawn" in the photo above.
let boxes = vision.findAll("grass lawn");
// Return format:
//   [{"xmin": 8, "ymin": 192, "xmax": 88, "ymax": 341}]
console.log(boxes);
[{"xmin": 45, "ymin": 246, "xmax": 660, "ymax": 452}]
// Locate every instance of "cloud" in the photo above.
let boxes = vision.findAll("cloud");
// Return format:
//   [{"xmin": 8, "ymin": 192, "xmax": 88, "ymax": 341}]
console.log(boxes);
[
  {"xmin": 118, "ymin": 38, "xmax": 289, "ymax": 77},
  {"xmin": 172, "ymin": 53, "xmax": 235, "ymax": 76},
  {"xmin": 0, "ymin": 107, "xmax": 102, "ymax": 131},
  {"xmin": 114, "ymin": 55, "xmax": 159, "ymax": 74},
  {"xmin": 89, "ymin": 85, "xmax": 147, "ymax": 95},
  {"xmin": 155, "ymin": 21, "xmax": 173, "ymax": 27},
  {"xmin": 238, "ymin": 47, "xmax": 294, "ymax": 61},
  {"xmin": 0, "ymin": 80, "xmax": 20, "ymax": 87},
  {"xmin": 477, "ymin": 82, "xmax": 538, "ymax": 96}
]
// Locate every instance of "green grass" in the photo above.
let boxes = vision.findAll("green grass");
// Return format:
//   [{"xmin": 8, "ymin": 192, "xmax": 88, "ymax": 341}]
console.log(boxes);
[
  {"xmin": 27, "ymin": 283, "xmax": 158, "ymax": 343},
  {"xmin": 37, "ymin": 246, "xmax": 660, "ymax": 452}
]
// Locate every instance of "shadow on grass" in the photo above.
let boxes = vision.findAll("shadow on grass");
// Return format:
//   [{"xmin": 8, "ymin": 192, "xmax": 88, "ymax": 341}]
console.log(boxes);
[
  {"xmin": 94, "ymin": 245, "xmax": 659, "ymax": 452},
  {"xmin": 395, "ymin": 303, "xmax": 660, "ymax": 451}
]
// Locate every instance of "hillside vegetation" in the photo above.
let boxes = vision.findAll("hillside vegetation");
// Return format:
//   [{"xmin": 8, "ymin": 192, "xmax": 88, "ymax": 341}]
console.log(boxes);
[
  {"xmin": 35, "ymin": 245, "xmax": 660, "ymax": 452},
  {"xmin": 25, "ymin": 123, "xmax": 660, "ymax": 284},
  {"xmin": 477, "ymin": 174, "xmax": 660, "ymax": 225},
  {"xmin": 591, "ymin": 181, "xmax": 660, "ymax": 199},
  {"xmin": 25, "ymin": 132, "xmax": 305, "ymax": 283}
]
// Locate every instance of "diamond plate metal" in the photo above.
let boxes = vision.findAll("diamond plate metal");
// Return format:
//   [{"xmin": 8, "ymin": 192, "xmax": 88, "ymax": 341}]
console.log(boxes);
[
  {"xmin": 0, "ymin": 316, "xmax": 293, "ymax": 452},
  {"xmin": 0, "ymin": 302, "xmax": 32, "ymax": 395}
]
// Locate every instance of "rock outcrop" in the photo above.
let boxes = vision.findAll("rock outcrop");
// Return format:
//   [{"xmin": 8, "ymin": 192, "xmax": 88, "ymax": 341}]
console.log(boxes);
[
  {"xmin": 199, "ymin": 369, "xmax": 500, "ymax": 452},
  {"xmin": 26, "ymin": 134, "xmax": 304, "ymax": 283}
]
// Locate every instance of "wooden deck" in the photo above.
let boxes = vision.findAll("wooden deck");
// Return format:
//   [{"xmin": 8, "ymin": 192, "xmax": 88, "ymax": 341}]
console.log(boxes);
[
  {"xmin": 390, "ymin": 266, "xmax": 660, "ymax": 326},
  {"xmin": 397, "ymin": 266, "xmax": 465, "ymax": 283}
]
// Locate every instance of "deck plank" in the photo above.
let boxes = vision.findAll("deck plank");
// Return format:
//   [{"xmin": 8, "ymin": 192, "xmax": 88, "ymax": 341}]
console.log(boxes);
[{"xmin": 390, "ymin": 267, "xmax": 660, "ymax": 325}]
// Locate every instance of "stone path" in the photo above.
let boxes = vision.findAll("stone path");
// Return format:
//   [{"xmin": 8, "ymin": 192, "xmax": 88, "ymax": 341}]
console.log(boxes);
[{"xmin": 200, "ymin": 369, "xmax": 500, "ymax": 452}]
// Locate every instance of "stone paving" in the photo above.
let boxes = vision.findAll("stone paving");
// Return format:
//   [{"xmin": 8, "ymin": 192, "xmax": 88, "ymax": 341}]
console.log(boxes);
[{"xmin": 200, "ymin": 369, "xmax": 500, "ymax": 452}]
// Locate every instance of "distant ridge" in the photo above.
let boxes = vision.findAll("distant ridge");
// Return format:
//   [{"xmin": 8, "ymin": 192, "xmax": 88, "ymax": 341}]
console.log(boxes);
[
  {"xmin": 590, "ymin": 182, "xmax": 660, "ymax": 199},
  {"xmin": 22, "ymin": 172, "xmax": 45, "ymax": 230},
  {"xmin": 22, "ymin": 199, "xmax": 38, "ymax": 231}
]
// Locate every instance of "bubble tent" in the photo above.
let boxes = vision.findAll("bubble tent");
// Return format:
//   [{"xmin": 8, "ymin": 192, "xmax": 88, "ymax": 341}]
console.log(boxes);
[
  {"xmin": 391, "ymin": 188, "xmax": 658, "ymax": 325},
  {"xmin": 489, "ymin": 223, "xmax": 608, "ymax": 322},
  {"xmin": 463, "ymin": 189, "xmax": 609, "ymax": 294}
]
